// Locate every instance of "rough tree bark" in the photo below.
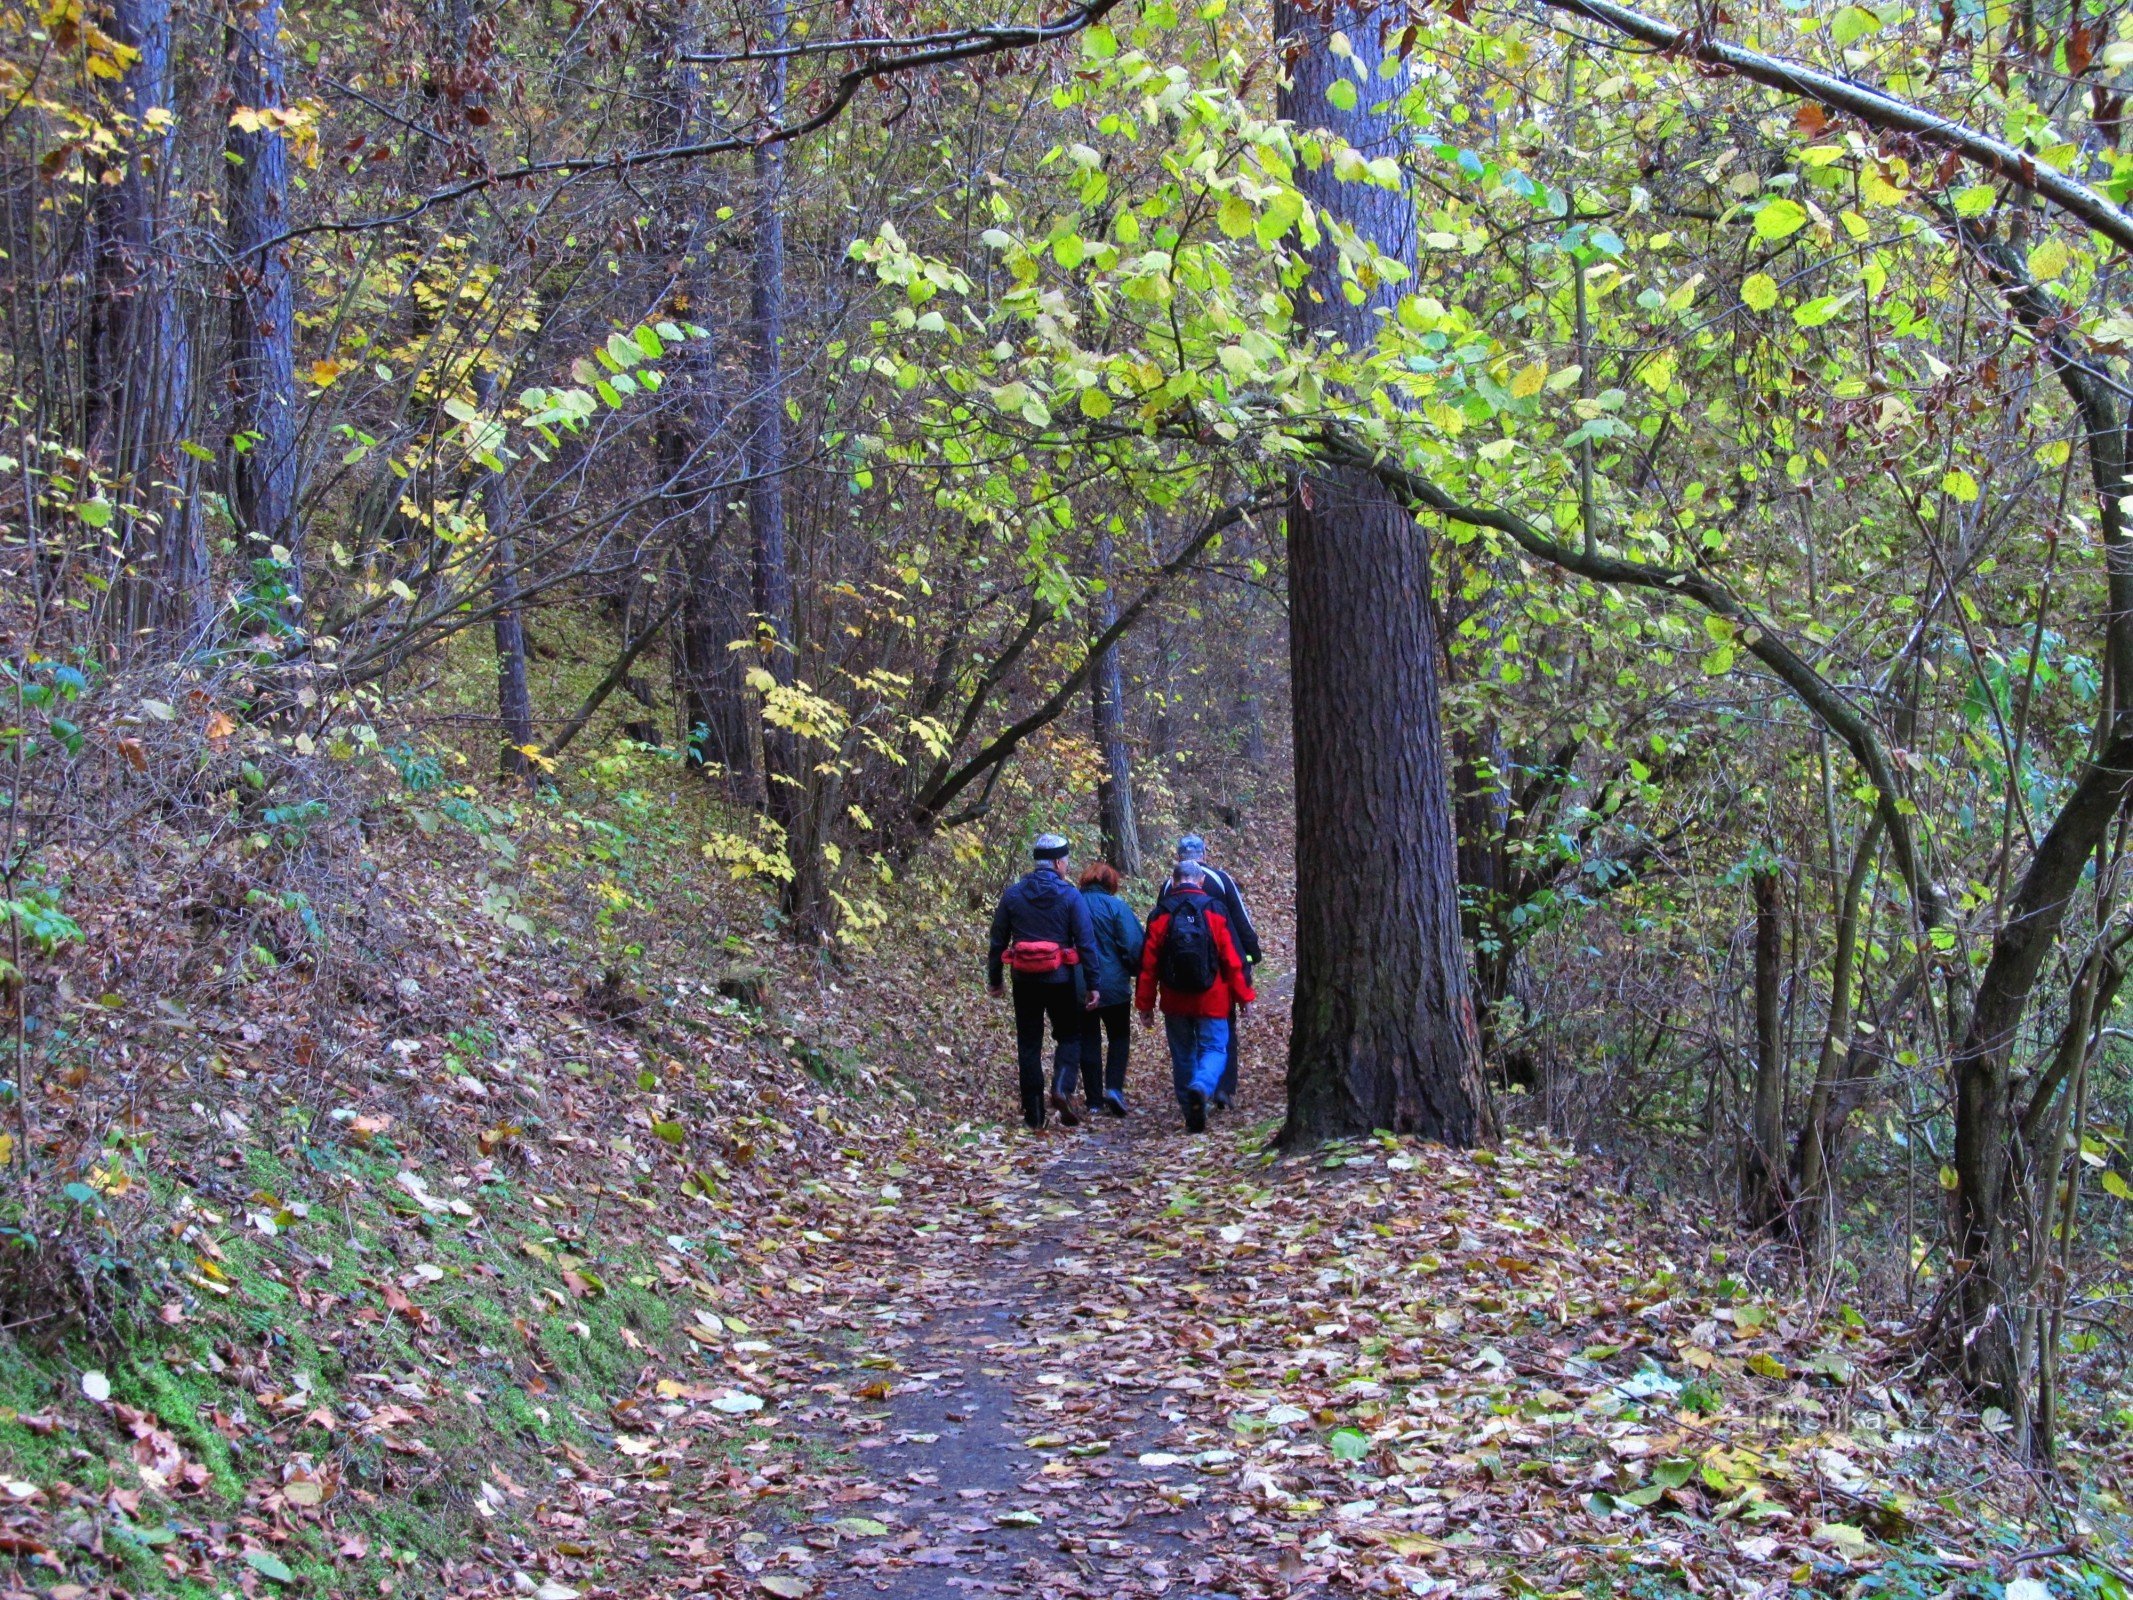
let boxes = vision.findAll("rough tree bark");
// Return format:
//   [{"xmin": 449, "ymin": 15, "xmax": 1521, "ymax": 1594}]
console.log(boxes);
[
  {"xmin": 1276, "ymin": 0, "xmax": 1496, "ymax": 1148},
  {"xmin": 1091, "ymin": 530, "xmax": 1141, "ymax": 876},
  {"xmin": 226, "ymin": 0, "xmax": 303, "ymax": 595},
  {"xmin": 1740, "ymin": 867, "xmax": 1787, "ymax": 1229},
  {"xmin": 744, "ymin": 0, "xmax": 829, "ymax": 936},
  {"xmin": 86, "ymin": 0, "xmax": 205, "ymax": 650},
  {"xmin": 658, "ymin": 9, "xmax": 760, "ymax": 799}
]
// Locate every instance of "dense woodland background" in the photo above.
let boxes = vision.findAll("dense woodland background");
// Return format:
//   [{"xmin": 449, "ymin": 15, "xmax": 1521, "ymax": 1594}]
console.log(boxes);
[{"xmin": 4, "ymin": 0, "xmax": 2133, "ymax": 1587}]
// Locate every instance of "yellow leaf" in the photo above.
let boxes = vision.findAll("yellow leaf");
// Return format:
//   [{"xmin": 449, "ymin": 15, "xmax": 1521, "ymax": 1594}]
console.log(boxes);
[
  {"xmin": 308, "ymin": 359, "xmax": 346, "ymax": 388},
  {"xmin": 1741, "ymin": 273, "xmax": 1779, "ymax": 312},
  {"xmin": 1509, "ymin": 362, "xmax": 1546, "ymax": 400},
  {"xmin": 1860, "ymin": 169, "xmax": 1906, "ymax": 208},
  {"xmin": 2028, "ymin": 238, "xmax": 2071, "ymax": 282}
]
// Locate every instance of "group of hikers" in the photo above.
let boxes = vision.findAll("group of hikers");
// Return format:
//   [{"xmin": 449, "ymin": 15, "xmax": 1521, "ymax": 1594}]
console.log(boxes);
[{"xmin": 986, "ymin": 831, "xmax": 1261, "ymax": 1132}]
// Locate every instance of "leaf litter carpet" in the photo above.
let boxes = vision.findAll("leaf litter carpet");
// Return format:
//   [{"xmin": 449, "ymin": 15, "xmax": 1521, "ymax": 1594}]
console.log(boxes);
[{"xmin": 571, "ymin": 1092, "xmax": 2008, "ymax": 1599}]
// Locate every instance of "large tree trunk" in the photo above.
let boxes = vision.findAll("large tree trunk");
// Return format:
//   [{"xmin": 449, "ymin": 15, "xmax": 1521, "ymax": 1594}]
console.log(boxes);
[
  {"xmin": 1740, "ymin": 867, "xmax": 1787, "ymax": 1229},
  {"xmin": 658, "ymin": 8, "xmax": 760, "ymax": 800},
  {"xmin": 1091, "ymin": 530, "xmax": 1141, "ymax": 876},
  {"xmin": 1276, "ymin": 0, "xmax": 1494, "ymax": 1149},
  {"xmin": 679, "ymin": 525, "xmax": 760, "ymax": 794},
  {"xmin": 225, "ymin": 0, "xmax": 302, "ymax": 600},
  {"xmin": 745, "ymin": 0, "xmax": 826, "ymax": 935},
  {"xmin": 86, "ymin": 0, "xmax": 205, "ymax": 653}
]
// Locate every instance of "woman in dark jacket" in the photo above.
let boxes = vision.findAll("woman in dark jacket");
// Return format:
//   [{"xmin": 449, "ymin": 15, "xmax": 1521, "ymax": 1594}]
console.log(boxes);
[{"xmin": 1076, "ymin": 861, "xmax": 1144, "ymax": 1117}]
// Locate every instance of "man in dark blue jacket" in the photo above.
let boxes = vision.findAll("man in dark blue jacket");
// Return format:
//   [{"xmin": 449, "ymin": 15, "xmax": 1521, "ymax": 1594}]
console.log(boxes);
[
  {"xmin": 1177, "ymin": 834, "xmax": 1260, "ymax": 1108},
  {"xmin": 988, "ymin": 834, "xmax": 1102, "ymax": 1129}
]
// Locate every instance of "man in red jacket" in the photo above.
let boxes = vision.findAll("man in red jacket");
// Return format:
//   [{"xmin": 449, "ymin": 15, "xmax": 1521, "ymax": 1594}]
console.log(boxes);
[{"xmin": 1136, "ymin": 859, "xmax": 1256, "ymax": 1132}]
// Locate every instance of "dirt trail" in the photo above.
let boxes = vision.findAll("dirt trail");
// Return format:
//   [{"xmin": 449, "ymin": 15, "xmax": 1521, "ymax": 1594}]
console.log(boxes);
[{"xmin": 743, "ymin": 1114, "xmax": 1253, "ymax": 1599}]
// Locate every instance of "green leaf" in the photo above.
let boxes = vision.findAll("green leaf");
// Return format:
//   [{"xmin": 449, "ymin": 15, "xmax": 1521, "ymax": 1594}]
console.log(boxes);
[
  {"xmin": 2102, "ymin": 1170, "xmax": 2133, "ymax": 1201},
  {"xmin": 1326, "ymin": 79, "xmax": 1358, "ymax": 112},
  {"xmin": 244, "ymin": 1549, "xmax": 295, "ymax": 1584},
  {"xmin": 76, "ymin": 499, "xmax": 113, "ymax": 529},
  {"xmin": 1753, "ymin": 198, "xmax": 1808, "ymax": 240},
  {"xmin": 1792, "ymin": 292, "xmax": 1854, "ymax": 328},
  {"xmin": 1652, "ymin": 1457, "xmax": 1695, "ymax": 1488},
  {"xmin": 651, "ymin": 1120, "xmax": 686, "ymax": 1145},
  {"xmin": 1327, "ymin": 1426, "xmax": 1371, "ymax": 1460},
  {"xmin": 634, "ymin": 324, "xmax": 665, "ymax": 358},
  {"xmin": 1255, "ymin": 190, "xmax": 1303, "ymax": 247},
  {"xmin": 1952, "ymin": 184, "xmax": 1998, "ymax": 217},
  {"xmin": 1830, "ymin": 5, "xmax": 1881, "ymax": 45},
  {"xmin": 1082, "ymin": 23, "xmax": 1117, "ymax": 57},
  {"xmin": 1740, "ymin": 273, "xmax": 1778, "ymax": 311},
  {"xmin": 1941, "ymin": 469, "xmax": 1980, "ymax": 503},
  {"xmin": 1701, "ymin": 644, "xmax": 1736, "ymax": 675},
  {"xmin": 1216, "ymin": 195, "xmax": 1254, "ymax": 239}
]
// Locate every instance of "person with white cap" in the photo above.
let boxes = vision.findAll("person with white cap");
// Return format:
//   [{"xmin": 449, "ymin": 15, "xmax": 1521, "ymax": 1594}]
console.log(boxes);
[
  {"xmin": 1176, "ymin": 833, "xmax": 1260, "ymax": 1108},
  {"xmin": 987, "ymin": 833, "xmax": 1102, "ymax": 1129}
]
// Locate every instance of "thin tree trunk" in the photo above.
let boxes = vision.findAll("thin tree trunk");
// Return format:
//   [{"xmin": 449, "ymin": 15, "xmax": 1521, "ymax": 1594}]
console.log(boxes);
[
  {"xmin": 491, "ymin": 534, "xmax": 535, "ymax": 784},
  {"xmin": 478, "ymin": 420, "xmax": 534, "ymax": 786},
  {"xmin": 226, "ymin": 0, "xmax": 302, "ymax": 599},
  {"xmin": 1741, "ymin": 867, "xmax": 1787, "ymax": 1229},
  {"xmin": 1451, "ymin": 719, "xmax": 1525, "ymax": 1084},
  {"xmin": 1275, "ymin": 0, "xmax": 1494, "ymax": 1149},
  {"xmin": 1240, "ymin": 675, "xmax": 1268, "ymax": 768},
  {"xmin": 1948, "ymin": 733, "xmax": 2133, "ymax": 1421},
  {"xmin": 1092, "ymin": 530, "xmax": 1141, "ymax": 876},
  {"xmin": 1792, "ymin": 815, "xmax": 1884, "ymax": 1252}
]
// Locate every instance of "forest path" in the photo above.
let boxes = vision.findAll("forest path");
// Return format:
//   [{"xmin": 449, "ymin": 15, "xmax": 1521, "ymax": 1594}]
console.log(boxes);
[{"xmin": 737, "ymin": 1111, "xmax": 1253, "ymax": 1599}]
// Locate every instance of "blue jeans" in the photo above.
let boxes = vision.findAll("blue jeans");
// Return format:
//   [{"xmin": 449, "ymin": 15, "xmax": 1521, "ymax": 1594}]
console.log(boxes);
[{"xmin": 1164, "ymin": 1015, "xmax": 1229, "ymax": 1107}]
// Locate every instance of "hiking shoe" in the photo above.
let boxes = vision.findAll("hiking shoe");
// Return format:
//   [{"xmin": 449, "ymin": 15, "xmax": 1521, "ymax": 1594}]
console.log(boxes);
[
  {"xmin": 1183, "ymin": 1089, "xmax": 1208, "ymax": 1133},
  {"xmin": 1211, "ymin": 1092, "xmax": 1233, "ymax": 1110},
  {"xmin": 1102, "ymin": 1091, "xmax": 1128, "ymax": 1118},
  {"xmin": 1048, "ymin": 1091, "xmax": 1082, "ymax": 1128}
]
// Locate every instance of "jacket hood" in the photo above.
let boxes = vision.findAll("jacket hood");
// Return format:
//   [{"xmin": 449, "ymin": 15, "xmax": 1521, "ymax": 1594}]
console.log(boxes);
[{"xmin": 1018, "ymin": 867, "xmax": 1077, "ymax": 904}]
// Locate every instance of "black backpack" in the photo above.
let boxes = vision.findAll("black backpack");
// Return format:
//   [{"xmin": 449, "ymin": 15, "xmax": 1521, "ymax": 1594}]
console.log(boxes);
[{"xmin": 1157, "ymin": 891, "xmax": 1218, "ymax": 994}]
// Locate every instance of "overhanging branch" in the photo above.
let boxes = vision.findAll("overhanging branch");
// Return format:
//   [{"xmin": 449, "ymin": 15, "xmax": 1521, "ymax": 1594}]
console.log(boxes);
[
  {"xmin": 908, "ymin": 492, "xmax": 1274, "ymax": 835},
  {"xmin": 1544, "ymin": 0, "xmax": 2133, "ymax": 257},
  {"xmin": 265, "ymin": 0, "xmax": 1125, "ymax": 249},
  {"xmin": 1315, "ymin": 427, "xmax": 1947, "ymax": 931}
]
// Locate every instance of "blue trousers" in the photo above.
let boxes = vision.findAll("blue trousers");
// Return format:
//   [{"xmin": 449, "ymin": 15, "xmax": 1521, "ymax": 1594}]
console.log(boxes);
[{"xmin": 1164, "ymin": 1015, "xmax": 1230, "ymax": 1107}]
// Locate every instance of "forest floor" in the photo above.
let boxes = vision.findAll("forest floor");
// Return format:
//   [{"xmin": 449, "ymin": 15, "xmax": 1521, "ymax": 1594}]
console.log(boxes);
[{"xmin": 0, "ymin": 778, "xmax": 2125, "ymax": 1600}]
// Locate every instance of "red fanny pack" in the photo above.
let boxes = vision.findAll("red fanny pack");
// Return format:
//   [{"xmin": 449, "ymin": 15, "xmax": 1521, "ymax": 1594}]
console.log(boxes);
[{"xmin": 1006, "ymin": 940, "xmax": 1078, "ymax": 975}]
